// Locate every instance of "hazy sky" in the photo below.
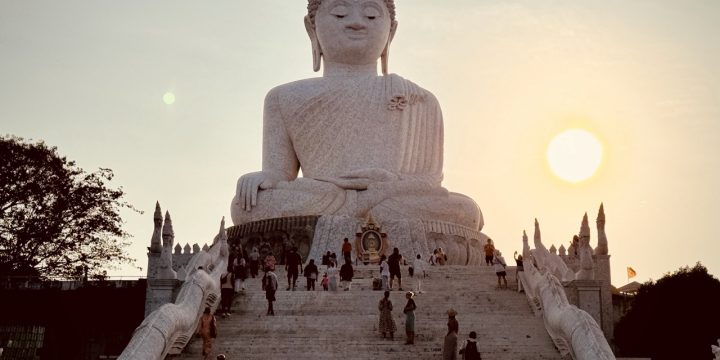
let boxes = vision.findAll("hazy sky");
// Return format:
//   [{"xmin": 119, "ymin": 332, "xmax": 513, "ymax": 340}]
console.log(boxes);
[{"xmin": 2, "ymin": 1, "xmax": 719, "ymax": 285}]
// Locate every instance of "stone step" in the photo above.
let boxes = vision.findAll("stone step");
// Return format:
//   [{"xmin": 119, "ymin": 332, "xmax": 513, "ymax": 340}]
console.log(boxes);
[{"xmin": 171, "ymin": 265, "xmax": 559, "ymax": 360}]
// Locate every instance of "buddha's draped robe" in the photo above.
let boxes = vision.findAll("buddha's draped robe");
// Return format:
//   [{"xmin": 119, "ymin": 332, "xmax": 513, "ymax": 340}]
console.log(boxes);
[{"xmin": 231, "ymin": 74, "xmax": 482, "ymax": 230}]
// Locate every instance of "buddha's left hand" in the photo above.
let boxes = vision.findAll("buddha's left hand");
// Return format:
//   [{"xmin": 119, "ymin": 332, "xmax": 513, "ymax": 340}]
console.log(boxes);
[{"xmin": 317, "ymin": 168, "xmax": 400, "ymax": 189}]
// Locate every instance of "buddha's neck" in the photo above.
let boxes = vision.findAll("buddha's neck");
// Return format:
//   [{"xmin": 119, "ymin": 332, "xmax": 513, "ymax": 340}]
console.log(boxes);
[{"xmin": 323, "ymin": 61, "xmax": 378, "ymax": 78}]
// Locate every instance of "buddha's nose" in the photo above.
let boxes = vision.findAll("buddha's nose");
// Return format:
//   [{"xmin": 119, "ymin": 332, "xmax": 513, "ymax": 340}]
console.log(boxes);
[{"xmin": 345, "ymin": 11, "xmax": 367, "ymax": 31}]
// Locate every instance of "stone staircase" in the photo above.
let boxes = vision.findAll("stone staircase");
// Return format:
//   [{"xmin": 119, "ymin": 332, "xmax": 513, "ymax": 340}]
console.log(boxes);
[{"xmin": 171, "ymin": 265, "xmax": 561, "ymax": 360}]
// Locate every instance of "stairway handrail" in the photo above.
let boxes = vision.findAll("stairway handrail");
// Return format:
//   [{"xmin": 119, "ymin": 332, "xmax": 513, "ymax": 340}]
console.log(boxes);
[
  {"xmin": 520, "ymin": 258, "xmax": 615, "ymax": 360},
  {"xmin": 118, "ymin": 228, "xmax": 229, "ymax": 360}
]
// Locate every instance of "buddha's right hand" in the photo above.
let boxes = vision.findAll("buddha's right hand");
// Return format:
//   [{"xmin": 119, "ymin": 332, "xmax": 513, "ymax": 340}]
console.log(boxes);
[{"xmin": 236, "ymin": 171, "xmax": 279, "ymax": 211}]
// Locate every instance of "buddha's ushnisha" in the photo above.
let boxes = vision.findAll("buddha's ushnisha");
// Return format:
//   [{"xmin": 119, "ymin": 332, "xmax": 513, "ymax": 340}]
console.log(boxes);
[{"xmin": 231, "ymin": 0, "xmax": 483, "ymax": 230}]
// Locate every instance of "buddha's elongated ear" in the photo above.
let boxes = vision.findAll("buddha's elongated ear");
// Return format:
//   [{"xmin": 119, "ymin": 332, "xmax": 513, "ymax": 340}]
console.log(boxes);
[
  {"xmin": 305, "ymin": 16, "xmax": 322, "ymax": 72},
  {"xmin": 381, "ymin": 20, "xmax": 398, "ymax": 75}
]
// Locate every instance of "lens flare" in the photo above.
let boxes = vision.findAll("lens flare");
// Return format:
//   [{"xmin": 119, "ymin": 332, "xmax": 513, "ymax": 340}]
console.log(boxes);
[{"xmin": 163, "ymin": 92, "xmax": 176, "ymax": 105}]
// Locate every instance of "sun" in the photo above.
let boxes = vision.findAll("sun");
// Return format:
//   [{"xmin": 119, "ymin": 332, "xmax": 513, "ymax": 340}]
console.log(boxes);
[{"xmin": 546, "ymin": 129, "xmax": 603, "ymax": 183}]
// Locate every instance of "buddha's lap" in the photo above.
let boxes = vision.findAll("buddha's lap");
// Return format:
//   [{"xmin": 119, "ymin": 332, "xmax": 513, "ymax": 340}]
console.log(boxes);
[{"xmin": 231, "ymin": 183, "xmax": 482, "ymax": 230}]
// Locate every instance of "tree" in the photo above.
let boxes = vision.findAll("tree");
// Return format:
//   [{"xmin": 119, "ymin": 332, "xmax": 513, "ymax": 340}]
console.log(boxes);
[
  {"xmin": 615, "ymin": 263, "xmax": 720, "ymax": 360},
  {"xmin": 0, "ymin": 135, "xmax": 139, "ymax": 279}
]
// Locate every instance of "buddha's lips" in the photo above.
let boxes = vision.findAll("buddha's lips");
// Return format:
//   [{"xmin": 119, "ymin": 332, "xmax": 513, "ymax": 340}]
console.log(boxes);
[{"xmin": 344, "ymin": 29, "xmax": 368, "ymax": 38}]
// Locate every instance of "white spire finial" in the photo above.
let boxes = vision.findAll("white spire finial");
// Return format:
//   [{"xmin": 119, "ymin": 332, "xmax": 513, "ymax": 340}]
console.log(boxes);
[
  {"xmin": 162, "ymin": 211, "xmax": 174, "ymax": 248},
  {"xmin": 595, "ymin": 203, "xmax": 608, "ymax": 255},
  {"xmin": 579, "ymin": 212, "xmax": 590, "ymax": 240},
  {"xmin": 149, "ymin": 201, "xmax": 163, "ymax": 253}
]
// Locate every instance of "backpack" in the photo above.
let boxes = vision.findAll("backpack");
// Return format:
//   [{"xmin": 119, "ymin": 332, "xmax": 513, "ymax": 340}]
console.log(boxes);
[
  {"xmin": 209, "ymin": 316, "xmax": 217, "ymax": 338},
  {"xmin": 462, "ymin": 341, "xmax": 481, "ymax": 360},
  {"xmin": 262, "ymin": 273, "xmax": 275, "ymax": 291}
]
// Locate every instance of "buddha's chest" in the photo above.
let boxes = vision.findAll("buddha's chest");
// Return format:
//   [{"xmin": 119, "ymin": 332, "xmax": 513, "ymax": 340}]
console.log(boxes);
[{"xmin": 283, "ymin": 102, "xmax": 406, "ymax": 171}]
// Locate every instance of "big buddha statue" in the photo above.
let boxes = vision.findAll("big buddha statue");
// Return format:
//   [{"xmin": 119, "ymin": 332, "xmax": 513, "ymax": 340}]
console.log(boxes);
[{"xmin": 231, "ymin": 0, "xmax": 484, "ymax": 235}]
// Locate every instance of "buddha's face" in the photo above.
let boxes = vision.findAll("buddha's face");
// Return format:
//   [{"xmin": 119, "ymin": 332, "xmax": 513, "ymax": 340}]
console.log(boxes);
[{"xmin": 312, "ymin": 0, "xmax": 395, "ymax": 66}]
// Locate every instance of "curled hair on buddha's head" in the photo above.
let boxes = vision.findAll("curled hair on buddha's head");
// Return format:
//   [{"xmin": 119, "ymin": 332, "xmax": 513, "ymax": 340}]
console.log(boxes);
[{"xmin": 307, "ymin": 0, "xmax": 396, "ymax": 25}]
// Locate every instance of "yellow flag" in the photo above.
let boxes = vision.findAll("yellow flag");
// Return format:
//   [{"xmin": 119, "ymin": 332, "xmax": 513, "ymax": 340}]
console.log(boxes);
[{"xmin": 627, "ymin": 267, "xmax": 637, "ymax": 279}]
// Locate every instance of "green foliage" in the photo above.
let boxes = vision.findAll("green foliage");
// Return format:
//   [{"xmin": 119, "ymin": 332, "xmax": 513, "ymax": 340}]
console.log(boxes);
[
  {"xmin": 0, "ymin": 135, "xmax": 139, "ymax": 279},
  {"xmin": 615, "ymin": 263, "xmax": 720, "ymax": 359}
]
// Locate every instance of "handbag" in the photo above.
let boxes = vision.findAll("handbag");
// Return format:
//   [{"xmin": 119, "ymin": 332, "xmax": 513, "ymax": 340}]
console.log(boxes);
[{"xmin": 209, "ymin": 317, "xmax": 217, "ymax": 338}]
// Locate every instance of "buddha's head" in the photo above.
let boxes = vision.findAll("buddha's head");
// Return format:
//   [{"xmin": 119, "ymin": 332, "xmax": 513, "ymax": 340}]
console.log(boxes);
[{"xmin": 305, "ymin": 0, "xmax": 398, "ymax": 74}]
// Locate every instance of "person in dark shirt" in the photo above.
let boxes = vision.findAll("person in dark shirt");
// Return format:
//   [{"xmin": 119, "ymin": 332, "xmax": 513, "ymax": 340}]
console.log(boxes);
[
  {"xmin": 285, "ymin": 247, "xmax": 303, "ymax": 291},
  {"xmin": 388, "ymin": 247, "xmax": 403, "ymax": 291},
  {"xmin": 303, "ymin": 259, "xmax": 319, "ymax": 291},
  {"xmin": 339, "ymin": 259, "xmax": 354, "ymax": 291},
  {"xmin": 514, "ymin": 251, "xmax": 525, "ymax": 293},
  {"xmin": 341, "ymin": 238, "xmax": 353, "ymax": 264}
]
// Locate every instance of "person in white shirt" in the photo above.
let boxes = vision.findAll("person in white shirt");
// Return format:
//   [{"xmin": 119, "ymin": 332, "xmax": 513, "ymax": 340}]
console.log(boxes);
[
  {"xmin": 493, "ymin": 250, "xmax": 508, "ymax": 289},
  {"xmin": 379, "ymin": 255, "xmax": 390, "ymax": 291},
  {"xmin": 326, "ymin": 261, "xmax": 339, "ymax": 291},
  {"xmin": 413, "ymin": 254, "xmax": 426, "ymax": 294}
]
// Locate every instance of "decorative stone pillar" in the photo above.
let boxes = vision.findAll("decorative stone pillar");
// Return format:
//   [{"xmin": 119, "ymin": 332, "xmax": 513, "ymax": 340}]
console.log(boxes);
[
  {"xmin": 564, "ymin": 279, "xmax": 603, "ymax": 329},
  {"xmin": 594, "ymin": 254, "xmax": 614, "ymax": 342},
  {"xmin": 144, "ymin": 279, "xmax": 181, "ymax": 317},
  {"xmin": 565, "ymin": 276, "xmax": 613, "ymax": 344}
]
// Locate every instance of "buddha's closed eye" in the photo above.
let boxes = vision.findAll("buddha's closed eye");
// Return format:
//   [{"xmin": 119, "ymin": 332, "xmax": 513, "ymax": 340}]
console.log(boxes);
[
  {"xmin": 363, "ymin": 6, "xmax": 380, "ymax": 20},
  {"xmin": 331, "ymin": 6, "xmax": 348, "ymax": 19}
]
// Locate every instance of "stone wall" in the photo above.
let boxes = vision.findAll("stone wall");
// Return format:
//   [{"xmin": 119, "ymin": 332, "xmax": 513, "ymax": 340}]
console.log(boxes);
[{"xmin": 226, "ymin": 216, "xmax": 319, "ymax": 264}]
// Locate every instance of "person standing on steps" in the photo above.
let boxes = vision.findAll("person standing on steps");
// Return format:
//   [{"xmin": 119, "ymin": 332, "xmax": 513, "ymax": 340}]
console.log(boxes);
[
  {"xmin": 326, "ymin": 261, "xmax": 339, "ymax": 291},
  {"xmin": 233, "ymin": 256, "xmax": 248, "ymax": 292},
  {"xmin": 321, "ymin": 272, "xmax": 329, "ymax": 291},
  {"xmin": 285, "ymin": 246, "xmax": 303, "ymax": 291},
  {"xmin": 196, "ymin": 307, "xmax": 217, "ymax": 360},
  {"xmin": 379, "ymin": 255, "xmax": 390, "ymax": 291},
  {"xmin": 493, "ymin": 250, "xmax": 508, "ymax": 289},
  {"xmin": 303, "ymin": 259, "xmax": 319, "ymax": 290},
  {"xmin": 264, "ymin": 251, "xmax": 276, "ymax": 273},
  {"xmin": 403, "ymin": 291, "xmax": 417, "ymax": 344},
  {"xmin": 413, "ymin": 254, "xmax": 426, "ymax": 294},
  {"xmin": 341, "ymin": 237, "xmax": 352, "ymax": 264},
  {"xmin": 483, "ymin": 239, "xmax": 495, "ymax": 266},
  {"xmin": 443, "ymin": 308, "xmax": 459, "ymax": 360},
  {"xmin": 248, "ymin": 246, "xmax": 260, "ymax": 278},
  {"xmin": 220, "ymin": 266, "xmax": 234, "ymax": 317},
  {"xmin": 263, "ymin": 267, "xmax": 278, "ymax": 315},
  {"xmin": 458, "ymin": 331, "xmax": 481, "ymax": 360},
  {"xmin": 339, "ymin": 258, "xmax": 354, "ymax": 291},
  {"xmin": 388, "ymin": 247, "xmax": 403, "ymax": 291},
  {"xmin": 514, "ymin": 251, "xmax": 524, "ymax": 293},
  {"xmin": 378, "ymin": 290, "xmax": 397, "ymax": 340}
]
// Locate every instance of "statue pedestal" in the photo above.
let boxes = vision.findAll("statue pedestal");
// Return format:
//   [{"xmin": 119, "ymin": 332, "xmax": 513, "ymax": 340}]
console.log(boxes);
[
  {"xmin": 310, "ymin": 216, "xmax": 489, "ymax": 265},
  {"xmin": 226, "ymin": 215, "xmax": 489, "ymax": 266}
]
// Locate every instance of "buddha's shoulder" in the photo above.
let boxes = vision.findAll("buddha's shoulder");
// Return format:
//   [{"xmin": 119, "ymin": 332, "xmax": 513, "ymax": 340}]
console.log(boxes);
[
  {"xmin": 264, "ymin": 75, "xmax": 438, "ymax": 104},
  {"xmin": 264, "ymin": 78, "xmax": 329, "ymax": 101},
  {"xmin": 385, "ymin": 74, "xmax": 438, "ymax": 102}
]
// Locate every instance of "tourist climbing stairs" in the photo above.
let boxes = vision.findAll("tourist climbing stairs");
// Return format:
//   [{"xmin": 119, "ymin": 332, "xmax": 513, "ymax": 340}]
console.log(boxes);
[{"xmin": 170, "ymin": 265, "xmax": 562, "ymax": 360}]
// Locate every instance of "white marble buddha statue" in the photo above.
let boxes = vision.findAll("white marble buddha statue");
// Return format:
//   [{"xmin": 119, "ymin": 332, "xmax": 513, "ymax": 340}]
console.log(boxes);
[{"xmin": 231, "ymin": 0, "xmax": 483, "ymax": 231}]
